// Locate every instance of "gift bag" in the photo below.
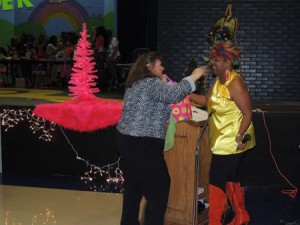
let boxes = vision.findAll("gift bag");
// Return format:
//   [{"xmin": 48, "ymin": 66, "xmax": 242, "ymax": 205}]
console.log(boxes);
[
  {"xmin": 170, "ymin": 95, "xmax": 192, "ymax": 121},
  {"xmin": 164, "ymin": 75, "xmax": 192, "ymax": 151},
  {"xmin": 165, "ymin": 75, "xmax": 192, "ymax": 121}
]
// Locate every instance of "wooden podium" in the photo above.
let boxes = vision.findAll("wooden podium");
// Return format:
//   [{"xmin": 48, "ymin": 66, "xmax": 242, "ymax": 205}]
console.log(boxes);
[{"xmin": 164, "ymin": 120, "xmax": 211, "ymax": 225}]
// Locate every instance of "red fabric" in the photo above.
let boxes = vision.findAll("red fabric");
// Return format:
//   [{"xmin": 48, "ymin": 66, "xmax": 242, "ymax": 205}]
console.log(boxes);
[
  {"xmin": 209, "ymin": 184, "xmax": 227, "ymax": 225},
  {"xmin": 226, "ymin": 182, "xmax": 250, "ymax": 225},
  {"xmin": 33, "ymin": 96, "xmax": 123, "ymax": 132}
]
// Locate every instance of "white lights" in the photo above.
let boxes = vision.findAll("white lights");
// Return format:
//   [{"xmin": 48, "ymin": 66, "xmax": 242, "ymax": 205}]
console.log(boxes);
[
  {"xmin": 1, "ymin": 108, "xmax": 124, "ymax": 193},
  {"xmin": 0, "ymin": 109, "xmax": 55, "ymax": 141},
  {"xmin": 59, "ymin": 125, "xmax": 124, "ymax": 192}
]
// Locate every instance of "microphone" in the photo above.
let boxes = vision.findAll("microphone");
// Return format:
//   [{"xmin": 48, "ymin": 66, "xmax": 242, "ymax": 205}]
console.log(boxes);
[
  {"xmin": 237, "ymin": 134, "xmax": 251, "ymax": 151},
  {"xmin": 242, "ymin": 134, "xmax": 251, "ymax": 144}
]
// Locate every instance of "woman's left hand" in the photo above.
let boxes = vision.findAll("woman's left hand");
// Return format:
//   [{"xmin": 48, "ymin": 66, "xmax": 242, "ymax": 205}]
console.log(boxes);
[{"xmin": 236, "ymin": 134, "xmax": 247, "ymax": 150}]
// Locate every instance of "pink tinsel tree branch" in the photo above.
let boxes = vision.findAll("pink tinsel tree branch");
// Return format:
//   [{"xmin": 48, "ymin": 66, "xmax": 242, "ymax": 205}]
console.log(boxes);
[
  {"xmin": 33, "ymin": 23, "xmax": 123, "ymax": 131},
  {"xmin": 68, "ymin": 23, "xmax": 99, "ymax": 99}
]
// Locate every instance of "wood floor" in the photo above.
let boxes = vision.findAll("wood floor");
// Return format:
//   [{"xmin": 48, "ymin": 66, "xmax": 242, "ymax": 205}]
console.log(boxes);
[{"xmin": 0, "ymin": 184, "xmax": 123, "ymax": 225}]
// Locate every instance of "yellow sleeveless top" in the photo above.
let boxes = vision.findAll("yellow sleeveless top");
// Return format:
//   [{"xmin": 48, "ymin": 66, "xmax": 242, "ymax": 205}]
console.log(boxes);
[{"xmin": 207, "ymin": 71, "xmax": 256, "ymax": 155}]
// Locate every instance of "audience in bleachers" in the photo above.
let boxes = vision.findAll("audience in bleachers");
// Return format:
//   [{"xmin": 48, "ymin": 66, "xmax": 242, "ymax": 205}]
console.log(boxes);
[{"xmin": 0, "ymin": 26, "xmax": 121, "ymax": 89}]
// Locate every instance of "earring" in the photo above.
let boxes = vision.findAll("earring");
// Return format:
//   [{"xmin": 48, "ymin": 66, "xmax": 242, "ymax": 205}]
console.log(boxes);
[{"xmin": 225, "ymin": 69, "xmax": 231, "ymax": 81}]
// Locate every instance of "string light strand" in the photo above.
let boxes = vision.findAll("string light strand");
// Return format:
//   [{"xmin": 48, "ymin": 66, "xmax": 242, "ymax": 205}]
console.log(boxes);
[
  {"xmin": 0, "ymin": 109, "xmax": 55, "ymax": 141},
  {"xmin": 0, "ymin": 108, "xmax": 124, "ymax": 193},
  {"xmin": 58, "ymin": 125, "xmax": 124, "ymax": 192}
]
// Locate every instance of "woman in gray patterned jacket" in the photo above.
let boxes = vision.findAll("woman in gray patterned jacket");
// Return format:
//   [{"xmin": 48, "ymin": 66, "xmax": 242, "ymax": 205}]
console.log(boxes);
[{"xmin": 115, "ymin": 51, "xmax": 206, "ymax": 225}]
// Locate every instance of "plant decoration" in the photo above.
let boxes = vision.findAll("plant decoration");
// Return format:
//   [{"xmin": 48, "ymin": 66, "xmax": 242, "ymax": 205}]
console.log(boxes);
[
  {"xmin": 207, "ymin": 4, "xmax": 238, "ymax": 46},
  {"xmin": 182, "ymin": 55, "xmax": 208, "ymax": 95}
]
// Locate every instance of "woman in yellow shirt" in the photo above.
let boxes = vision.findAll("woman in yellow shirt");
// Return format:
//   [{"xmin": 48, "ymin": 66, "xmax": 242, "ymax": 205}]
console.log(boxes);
[{"xmin": 190, "ymin": 41, "xmax": 255, "ymax": 225}]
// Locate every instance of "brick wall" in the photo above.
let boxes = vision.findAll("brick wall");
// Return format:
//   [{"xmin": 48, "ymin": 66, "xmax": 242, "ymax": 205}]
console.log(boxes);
[{"xmin": 157, "ymin": 0, "xmax": 300, "ymax": 101}]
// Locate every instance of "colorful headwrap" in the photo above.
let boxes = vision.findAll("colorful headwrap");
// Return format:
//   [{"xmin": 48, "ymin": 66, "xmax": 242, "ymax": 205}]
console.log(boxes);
[{"xmin": 210, "ymin": 41, "xmax": 241, "ymax": 69}]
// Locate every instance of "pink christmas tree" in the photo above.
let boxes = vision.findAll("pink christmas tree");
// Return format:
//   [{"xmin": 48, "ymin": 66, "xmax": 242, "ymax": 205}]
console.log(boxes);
[
  {"xmin": 33, "ymin": 23, "xmax": 123, "ymax": 132},
  {"xmin": 69, "ymin": 23, "xmax": 99, "ymax": 99}
]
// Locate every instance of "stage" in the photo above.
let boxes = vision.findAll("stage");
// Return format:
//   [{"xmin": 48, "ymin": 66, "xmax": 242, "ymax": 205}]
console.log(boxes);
[{"xmin": 1, "ymin": 87, "xmax": 300, "ymax": 224}]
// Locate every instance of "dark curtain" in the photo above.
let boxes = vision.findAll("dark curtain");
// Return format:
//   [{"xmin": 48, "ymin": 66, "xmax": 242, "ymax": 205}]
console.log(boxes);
[
  {"xmin": 145, "ymin": 0, "xmax": 157, "ymax": 52},
  {"xmin": 117, "ymin": 0, "xmax": 157, "ymax": 63}
]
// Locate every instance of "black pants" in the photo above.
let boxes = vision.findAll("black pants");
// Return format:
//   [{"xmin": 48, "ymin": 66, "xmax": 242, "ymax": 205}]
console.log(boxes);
[
  {"xmin": 209, "ymin": 152, "xmax": 246, "ymax": 192},
  {"xmin": 96, "ymin": 51, "xmax": 106, "ymax": 86},
  {"xmin": 20, "ymin": 64, "xmax": 34, "ymax": 88},
  {"xmin": 115, "ymin": 130, "xmax": 170, "ymax": 225}
]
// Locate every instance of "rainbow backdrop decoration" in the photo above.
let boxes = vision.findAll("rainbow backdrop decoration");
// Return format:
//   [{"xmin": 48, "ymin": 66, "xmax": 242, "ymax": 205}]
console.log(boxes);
[{"xmin": 28, "ymin": 0, "xmax": 89, "ymax": 31}]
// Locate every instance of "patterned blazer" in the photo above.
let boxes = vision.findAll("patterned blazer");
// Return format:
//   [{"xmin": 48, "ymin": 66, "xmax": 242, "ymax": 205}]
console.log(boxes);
[{"xmin": 117, "ymin": 76, "xmax": 194, "ymax": 139}]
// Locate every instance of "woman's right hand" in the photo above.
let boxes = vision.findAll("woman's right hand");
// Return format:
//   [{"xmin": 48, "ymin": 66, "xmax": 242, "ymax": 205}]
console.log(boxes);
[{"xmin": 190, "ymin": 66, "xmax": 207, "ymax": 82}]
